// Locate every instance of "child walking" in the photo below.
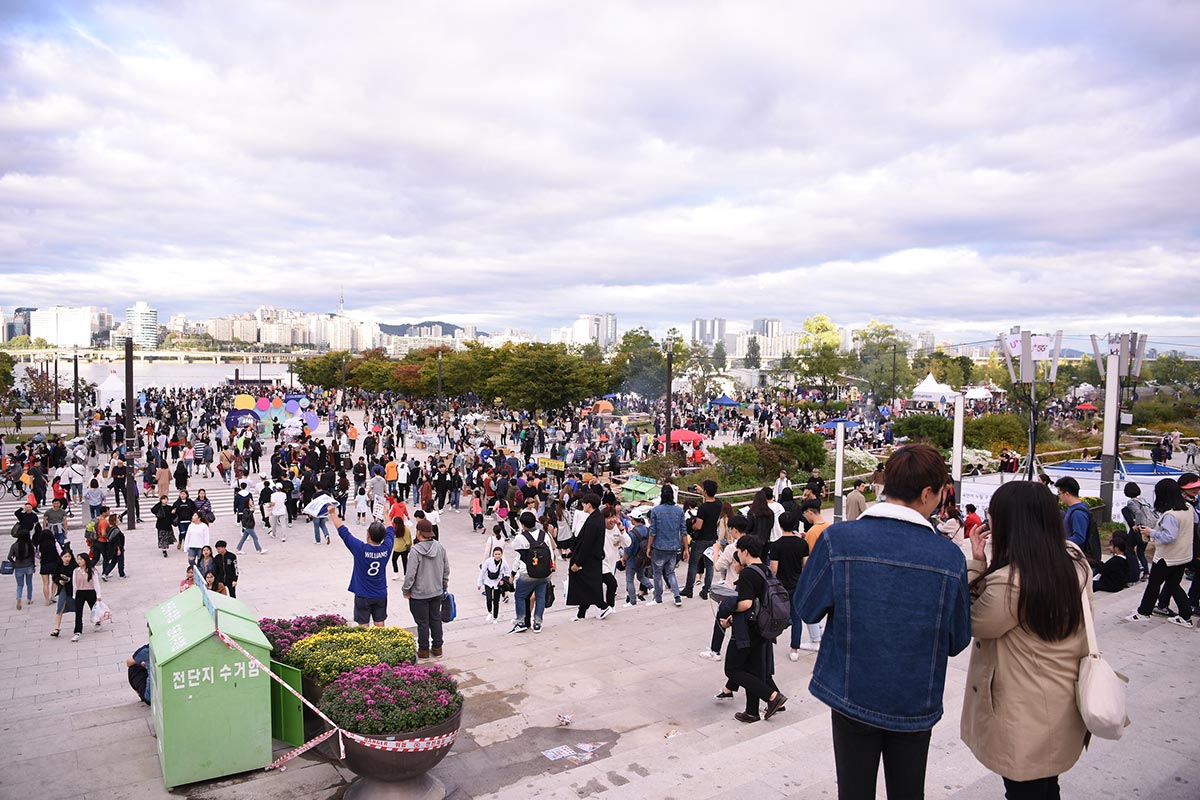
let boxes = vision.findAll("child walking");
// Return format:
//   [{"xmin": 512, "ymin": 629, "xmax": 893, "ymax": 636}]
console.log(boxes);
[
  {"xmin": 355, "ymin": 487, "xmax": 370, "ymax": 522},
  {"xmin": 469, "ymin": 490, "xmax": 484, "ymax": 532}
]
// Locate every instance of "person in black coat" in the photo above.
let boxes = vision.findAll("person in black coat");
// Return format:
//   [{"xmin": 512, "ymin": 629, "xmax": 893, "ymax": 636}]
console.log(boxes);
[
  {"xmin": 212, "ymin": 540, "xmax": 239, "ymax": 598},
  {"xmin": 566, "ymin": 493, "xmax": 611, "ymax": 620}
]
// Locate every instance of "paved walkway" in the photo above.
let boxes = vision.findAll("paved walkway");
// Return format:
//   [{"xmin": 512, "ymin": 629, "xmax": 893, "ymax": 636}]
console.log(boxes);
[{"xmin": 1, "ymin": 414, "xmax": 1197, "ymax": 800}]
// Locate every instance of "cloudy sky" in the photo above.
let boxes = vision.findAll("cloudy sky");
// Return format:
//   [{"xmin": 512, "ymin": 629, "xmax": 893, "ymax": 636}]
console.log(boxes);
[{"xmin": 2, "ymin": 0, "xmax": 1199, "ymax": 351}]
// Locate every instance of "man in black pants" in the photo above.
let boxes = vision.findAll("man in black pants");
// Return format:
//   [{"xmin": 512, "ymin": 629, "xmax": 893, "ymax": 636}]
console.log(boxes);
[{"xmin": 683, "ymin": 479, "xmax": 721, "ymax": 599}]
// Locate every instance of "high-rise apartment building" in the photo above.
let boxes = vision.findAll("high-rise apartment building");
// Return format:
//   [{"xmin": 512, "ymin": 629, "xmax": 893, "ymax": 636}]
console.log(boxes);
[
  {"xmin": 752, "ymin": 318, "xmax": 782, "ymax": 339},
  {"xmin": 124, "ymin": 301, "xmax": 159, "ymax": 349},
  {"xmin": 29, "ymin": 306, "xmax": 93, "ymax": 347},
  {"xmin": 691, "ymin": 318, "xmax": 726, "ymax": 347},
  {"xmin": 551, "ymin": 313, "xmax": 617, "ymax": 348}
]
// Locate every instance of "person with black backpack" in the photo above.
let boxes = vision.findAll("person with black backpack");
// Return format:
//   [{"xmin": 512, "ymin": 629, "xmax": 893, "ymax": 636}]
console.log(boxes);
[
  {"xmin": 1054, "ymin": 477, "xmax": 1102, "ymax": 569},
  {"xmin": 717, "ymin": 535, "xmax": 786, "ymax": 723},
  {"xmin": 510, "ymin": 511, "xmax": 556, "ymax": 634}
]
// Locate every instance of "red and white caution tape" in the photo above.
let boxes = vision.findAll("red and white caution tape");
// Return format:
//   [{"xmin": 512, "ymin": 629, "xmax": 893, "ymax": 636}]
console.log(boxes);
[
  {"xmin": 341, "ymin": 728, "xmax": 458, "ymax": 752},
  {"xmin": 213, "ymin": 629, "xmax": 457, "ymax": 767}
]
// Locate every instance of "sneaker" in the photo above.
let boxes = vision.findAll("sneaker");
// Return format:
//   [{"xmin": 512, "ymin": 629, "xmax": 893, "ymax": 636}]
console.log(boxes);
[
  {"xmin": 1124, "ymin": 611, "xmax": 1149, "ymax": 621},
  {"xmin": 789, "ymin": 650, "xmax": 800, "ymax": 662},
  {"xmin": 259, "ymin": 549, "xmax": 268, "ymax": 554},
  {"xmin": 623, "ymin": 600, "xmax": 636, "ymax": 608},
  {"xmin": 1151, "ymin": 606, "xmax": 1173, "ymax": 617},
  {"xmin": 573, "ymin": 615, "xmax": 585, "ymax": 621},
  {"xmin": 1168, "ymin": 616, "xmax": 1194, "ymax": 629},
  {"xmin": 120, "ymin": 574, "xmax": 129, "ymax": 579},
  {"xmin": 71, "ymin": 633, "xmax": 80, "ymax": 642},
  {"xmin": 509, "ymin": 622, "xmax": 528, "ymax": 634},
  {"xmin": 699, "ymin": 590, "xmax": 709, "ymax": 600},
  {"xmin": 674, "ymin": 597, "xmax": 683, "ymax": 607},
  {"xmin": 282, "ymin": 537, "xmax": 286, "ymax": 542},
  {"xmin": 235, "ymin": 550, "xmax": 244, "ymax": 555},
  {"xmin": 680, "ymin": 591, "xmax": 694, "ymax": 599},
  {"xmin": 799, "ymin": 642, "xmax": 821, "ymax": 651},
  {"xmin": 698, "ymin": 649, "xmax": 720, "ymax": 661},
  {"xmin": 654, "ymin": 599, "xmax": 664, "ymax": 605},
  {"xmin": 100, "ymin": 575, "xmax": 108, "ymax": 582},
  {"xmin": 599, "ymin": 607, "xmax": 613, "ymax": 620},
  {"xmin": 532, "ymin": 622, "xmax": 542, "ymax": 633}
]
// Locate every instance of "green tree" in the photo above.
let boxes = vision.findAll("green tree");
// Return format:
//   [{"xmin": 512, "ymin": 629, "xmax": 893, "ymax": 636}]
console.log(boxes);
[
  {"xmin": 852, "ymin": 322, "xmax": 913, "ymax": 403},
  {"xmin": 294, "ymin": 351, "xmax": 351, "ymax": 389},
  {"xmin": 743, "ymin": 336, "xmax": 761, "ymax": 370},
  {"xmin": 5, "ymin": 335, "xmax": 31, "ymax": 349},
  {"xmin": 1151, "ymin": 354, "xmax": 1200, "ymax": 394},
  {"xmin": 0, "ymin": 351, "xmax": 15, "ymax": 395},
  {"xmin": 711, "ymin": 340, "xmax": 727, "ymax": 371},
  {"xmin": 798, "ymin": 342, "xmax": 851, "ymax": 399},
  {"xmin": 774, "ymin": 351, "xmax": 798, "ymax": 386},
  {"xmin": 801, "ymin": 314, "xmax": 840, "ymax": 349},
  {"xmin": 487, "ymin": 343, "xmax": 596, "ymax": 412},
  {"xmin": 683, "ymin": 341, "xmax": 722, "ymax": 398},
  {"xmin": 892, "ymin": 415, "xmax": 954, "ymax": 449},
  {"xmin": 613, "ymin": 328, "xmax": 667, "ymax": 398}
]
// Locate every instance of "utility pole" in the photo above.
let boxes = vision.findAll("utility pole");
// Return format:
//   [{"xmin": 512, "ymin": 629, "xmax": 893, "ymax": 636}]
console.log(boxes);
[
  {"xmin": 890, "ymin": 343, "xmax": 898, "ymax": 408},
  {"xmin": 664, "ymin": 347, "xmax": 674, "ymax": 459},
  {"xmin": 437, "ymin": 350, "xmax": 444, "ymax": 414},
  {"xmin": 73, "ymin": 349, "xmax": 80, "ymax": 437},
  {"xmin": 54, "ymin": 351, "xmax": 59, "ymax": 421},
  {"xmin": 124, "ymin": 338, "xmax": 137, "ymax": 531},
  {"xmin": 1093, "ymin": 332, "xmax": 1146, "ymax": 516}
]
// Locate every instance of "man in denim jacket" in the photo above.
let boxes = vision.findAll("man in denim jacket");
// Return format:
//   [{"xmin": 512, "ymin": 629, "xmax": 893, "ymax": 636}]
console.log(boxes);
[{"xmin": 795, "ymin": 444, "xmax": 970, "ymax": 800}]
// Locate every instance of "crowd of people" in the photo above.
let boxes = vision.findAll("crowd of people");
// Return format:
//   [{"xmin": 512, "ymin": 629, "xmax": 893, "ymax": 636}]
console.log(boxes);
[{"xmin": 5, "ymin": 380, "xmax": 1197, "ymax": 800}]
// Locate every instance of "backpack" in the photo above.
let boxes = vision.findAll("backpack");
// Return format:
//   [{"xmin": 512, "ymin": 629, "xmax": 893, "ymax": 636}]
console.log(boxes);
[
  {"xmin": 524, "ymin": 531, "xmax": 553, "ymax": 579},
  {"xmin": 85, "ymin": 520, "xmax": 98, "ymax": 542},
  {"xmin": 1069, "ymin": 506, "xmax": 1102, "ymax": 568},
  {"xmin": 748, "ymin": 564, "xmax": 792, "ymax": 641}
]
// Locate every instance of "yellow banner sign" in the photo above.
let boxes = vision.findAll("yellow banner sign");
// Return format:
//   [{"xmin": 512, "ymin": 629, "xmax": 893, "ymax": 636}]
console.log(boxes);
[{"xmin": 538, "ymin": 457, "xmax": 566, "ymax": 472}]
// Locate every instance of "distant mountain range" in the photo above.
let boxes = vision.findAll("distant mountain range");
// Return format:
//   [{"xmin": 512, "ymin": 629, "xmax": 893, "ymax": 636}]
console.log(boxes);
[{"xmin": 379, "ymin": 320, "xmax": 487, "ymax": 337}]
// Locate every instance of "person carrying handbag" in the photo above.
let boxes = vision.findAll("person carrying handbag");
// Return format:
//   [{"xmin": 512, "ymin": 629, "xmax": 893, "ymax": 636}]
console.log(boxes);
[{"xmin": 961, "ymin": 482, "xmax": 1091, "ymax": 798}]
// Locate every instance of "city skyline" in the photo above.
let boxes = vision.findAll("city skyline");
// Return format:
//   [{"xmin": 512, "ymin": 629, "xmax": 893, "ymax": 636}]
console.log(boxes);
[{"xmin": 2, "ymin": 2, "xmax": 1199, "ymax": 346}]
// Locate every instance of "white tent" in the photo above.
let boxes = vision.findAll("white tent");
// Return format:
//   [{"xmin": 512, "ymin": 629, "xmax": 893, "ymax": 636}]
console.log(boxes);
[
  {"xmin": 95, "ymin": 371, "xmax": 125, "ymax": 410},
  {"xmin": 964, "ymin": 386, "xmax": 993, "ymax": 400},
  {"xmin": 911, "ymin": 372, "xmax": 959, "ymax": 403}
]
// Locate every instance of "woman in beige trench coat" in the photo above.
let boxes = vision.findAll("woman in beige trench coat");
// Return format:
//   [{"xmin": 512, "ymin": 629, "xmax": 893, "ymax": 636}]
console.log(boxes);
[{"xmin": 961, "ymin": 481, "xmax": 1091, "ymax": 799}]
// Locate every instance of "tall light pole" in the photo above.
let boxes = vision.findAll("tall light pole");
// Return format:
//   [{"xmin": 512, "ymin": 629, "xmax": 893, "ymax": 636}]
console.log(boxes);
[
  {"xmin": 437, "ymin": 350, "xmax": 444, "ymax": 413},
  {"xmin": 124, "ymin": 338, "xmax": 137, "ymax": 531},
  {"xmin": 1092, "ymin": 332, "xmax": 1147, "ymax": 515},
  {"xmin": 664, "ymin": 345, "xmax": 674, "ymax": 460},
  {"xmin": 73, "ymin": 347, "xmax": 80, "ymax": 437}
]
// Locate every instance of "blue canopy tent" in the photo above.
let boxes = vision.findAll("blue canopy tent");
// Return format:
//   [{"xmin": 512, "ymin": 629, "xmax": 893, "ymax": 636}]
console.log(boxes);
[
  {"xmin": 814, "ymin": 418, "xmax": 862, "ymax": 429},
  {"xmin": 709, "ymin": 395, "xmax": 739, "ymax": 407}
]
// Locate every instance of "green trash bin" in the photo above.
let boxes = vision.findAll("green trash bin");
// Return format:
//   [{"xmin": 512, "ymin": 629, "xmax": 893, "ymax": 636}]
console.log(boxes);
[{"xmin": 146, "ymin": 585, "xmax": 273, "ymax": 788}]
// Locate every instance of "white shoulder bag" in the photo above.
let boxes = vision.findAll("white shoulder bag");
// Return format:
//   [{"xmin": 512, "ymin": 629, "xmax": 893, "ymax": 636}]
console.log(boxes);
[{"xmin": 1076, "ymin": 581, "xmax": 1131, "ymax": 740}]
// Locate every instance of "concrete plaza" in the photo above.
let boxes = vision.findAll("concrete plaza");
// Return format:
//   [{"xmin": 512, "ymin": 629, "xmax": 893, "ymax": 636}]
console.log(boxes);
[{"xmin": 1, "ymin": 414, "xmax": 1197, "ymax": 800}]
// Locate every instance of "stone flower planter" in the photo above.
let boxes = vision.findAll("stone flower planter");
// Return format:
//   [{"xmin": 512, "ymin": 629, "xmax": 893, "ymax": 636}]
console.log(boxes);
[{"xmin": 329, "ymin": 707, "xmax": 462, "ymax": 799}]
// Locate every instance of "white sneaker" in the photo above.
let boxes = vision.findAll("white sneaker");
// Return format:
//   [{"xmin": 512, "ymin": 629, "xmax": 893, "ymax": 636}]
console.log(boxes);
[
  {"xmin": 1168, "ymin": 615, "xmax": 1194, "ymax": 629},
  {"xmin": 789, "ymin": 650, "xmax": 800, "ymax": 662},
  {"xmin": 623, "ymin": 601, "xmax": 637, "ymax": 608},
  {"xmin": 698, "ymin": 649, "xmax": 720, "ymax": 661},
  {"xmin": 599, "ymin": 607, "xmax": 613, "ymax": 620},
  {"xmin": 1124, "ymin": 611, "xmax": 1149, "ymax": 622},
  {"xmin": 259, "ymin": 549, "xmax": 268, "ymax": 554},
  {"xmin": 235, "ymin": 550, "xmax": 243, "ymax": 555},
  {"xmin": 799, "ymin": 642, "xmax": 821, "ymax": 651}
]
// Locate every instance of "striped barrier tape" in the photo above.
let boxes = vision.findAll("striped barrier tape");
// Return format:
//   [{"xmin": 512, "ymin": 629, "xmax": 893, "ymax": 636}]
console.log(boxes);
[
  {"xmin": 341, "ymin": 728, "xmax": 458, "ymax": 752},
  {"xmin": 214, "ymin": 628, "xmax": 345, "ymax": 765}
]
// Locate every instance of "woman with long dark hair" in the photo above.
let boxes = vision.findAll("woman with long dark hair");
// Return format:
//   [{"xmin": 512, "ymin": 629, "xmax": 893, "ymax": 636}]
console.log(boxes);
[
  {"xmin": 746, "ymin": 489, "xmax": 776, "ymax": 561},
  {"xmin": 961, "ymin": 480, "xmax": 1090, "ymax": 798},
  {"xmin": 70, "ymin": 552, "xmax": 103, "ymax": 642},
  {"xmin": 1126, "ymin": 479, "xmax": 1194, "ymax": 627}
]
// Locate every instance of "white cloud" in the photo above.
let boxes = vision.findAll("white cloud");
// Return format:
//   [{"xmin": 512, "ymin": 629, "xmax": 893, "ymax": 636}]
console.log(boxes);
[{"xmin": 0, "ymin": 0, "xmax": 1198, "ymax": 349}]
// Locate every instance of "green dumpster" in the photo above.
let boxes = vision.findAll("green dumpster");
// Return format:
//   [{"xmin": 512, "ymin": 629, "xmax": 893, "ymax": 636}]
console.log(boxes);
[
  {"xmin": 619, "ymin": 475, "xmax": 660, "ymax": 503},
  {"xmin": 146, "ymin": 586, "xmax": 273, "ymax": 788}
]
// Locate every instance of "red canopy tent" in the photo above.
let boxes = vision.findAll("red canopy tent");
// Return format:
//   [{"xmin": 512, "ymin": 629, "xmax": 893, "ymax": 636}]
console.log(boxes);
[
  {"xmin": 1077, "ymin": 402, "xmax": 1098, "ymax": 412},
  {"xmin": 656, "ymin": 429, "xmax": 707, "ymax": 445}
]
